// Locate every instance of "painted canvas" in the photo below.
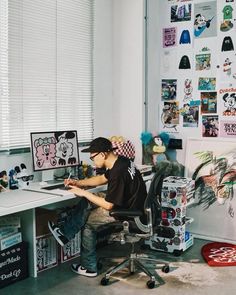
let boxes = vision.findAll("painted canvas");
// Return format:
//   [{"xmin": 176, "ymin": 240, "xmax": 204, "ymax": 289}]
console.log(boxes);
[{"xmin": 185, "ymin": 138, "xmax": 236, "ymax": 242}]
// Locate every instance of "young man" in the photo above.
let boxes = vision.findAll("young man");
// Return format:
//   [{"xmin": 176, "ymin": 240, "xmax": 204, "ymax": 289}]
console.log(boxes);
[{"xmin": 48, "ymin": 137, "xmax": 147, "ymax": 277}]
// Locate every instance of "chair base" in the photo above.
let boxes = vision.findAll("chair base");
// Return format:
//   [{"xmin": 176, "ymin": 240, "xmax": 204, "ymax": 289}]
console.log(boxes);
[{"xmin": 100, "ymin": 252, "xmax": 169, "ymax": 289}]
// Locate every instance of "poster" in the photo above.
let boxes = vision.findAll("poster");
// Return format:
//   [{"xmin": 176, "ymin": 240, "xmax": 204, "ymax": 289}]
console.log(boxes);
[
  {"xmin": 161, "ymin": 79, "xmax": 177, "ymax": 100},
  {"xmin": 220, "ymin": 120, "xmax": 236, "ymax": 137},
  {"xmin": 171, "ymin": 4, "xmax": 192, "ymax": 22},
  {"xmin": 194, "ymin": 1, "xmax": 217, "ymax": 38},
  {"xmin": 185, "ymin": 138, "xmax": 236, "ymax": 243},
  {"xmin": 163, "ymin": 27, "xmax": 177, "ymax": 48},
  {"xmin": 202, "ymin": 115, "xmax": 219, "ymax": 137},
  {"xmin": 161, "ymin": 101, "xmax": 180, "ymax": 132}
]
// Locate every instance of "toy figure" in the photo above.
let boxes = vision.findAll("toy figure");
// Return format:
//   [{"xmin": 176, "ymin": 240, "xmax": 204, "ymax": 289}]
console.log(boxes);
[
  {"xmin": 9, "ymin": 169, "xmax": 19, "ymax": 190},
  {"xmin": 0, "ymin": 170, "xmax": 8, "ymax": 189},
  {"xmin": 15, "ymin": 163, "xmax": 34, "ymax": 189}
]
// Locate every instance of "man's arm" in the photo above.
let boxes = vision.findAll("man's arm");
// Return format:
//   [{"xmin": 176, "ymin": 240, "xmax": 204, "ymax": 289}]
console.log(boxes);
[
  {"xmin": 69, "ymin": 186, "xmax": 114, "ymax": 211},
  {"xmin": 64, "ymin": 174, "xmax": 108, "ymax": 187}
]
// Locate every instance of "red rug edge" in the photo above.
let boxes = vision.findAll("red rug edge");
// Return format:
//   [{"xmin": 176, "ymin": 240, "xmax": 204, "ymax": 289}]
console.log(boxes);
[{"xmin": 201, "ymin": 242, "xmax": 236, "ymax": 267}]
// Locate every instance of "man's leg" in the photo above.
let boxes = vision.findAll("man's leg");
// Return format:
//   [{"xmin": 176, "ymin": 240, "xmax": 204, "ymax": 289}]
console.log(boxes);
[
  {"xmin": 60, "ymin": 198, "xmax": 92, "ymax": 240},
  {"xmin": 48, "ymin": 198, "xmax": 92, "ymax": 246},
  {"xmin": 80, "ymin": 223, "xmax": 98, "ymax": 272},
  {"xmin": 71, "ymin": 206, "xmax": 116, "ymax": 277}
]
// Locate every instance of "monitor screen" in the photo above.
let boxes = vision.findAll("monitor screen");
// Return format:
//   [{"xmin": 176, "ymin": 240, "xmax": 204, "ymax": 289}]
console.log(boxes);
[{"xmin": 30, "ymin": 130, "xmax": 80, "ymax": 172}]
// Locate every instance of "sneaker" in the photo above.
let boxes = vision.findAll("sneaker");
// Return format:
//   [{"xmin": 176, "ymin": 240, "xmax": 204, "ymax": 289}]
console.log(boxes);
[
  {"xmin": 48, "ymin": 221, "xmax": 69, "ymax": 247},
  {"xmin": 71, "ymin": 264, "xmax": 97, "ymax": 277}
]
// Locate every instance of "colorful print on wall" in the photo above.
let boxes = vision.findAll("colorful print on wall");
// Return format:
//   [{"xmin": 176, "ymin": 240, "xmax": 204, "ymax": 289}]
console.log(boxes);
[
  {"xmin": 222, "ymin": 57, "xmax": 233, "ymax": 78},
  {"xmin": 186, "ymin": 139, "xmax": 236, "ymax": 213},
  {"xmin": 201, "ymin": 92, "xmax": 217, "ymax": 114},
  {"xmin": 179, "ymin": 55, "xmax": 191, "ymax": 69},
  {"xmin": 161, "ymin": 101, "xmax": 180, "ymax": 131},
  {"xmin": 179, "ymin": 29, "xmax": 191, "ymax": 45},
  {"xmin": 181, "ymin": 104, "xmax": 199, "ymax": 127},
  {"xmin": 202, "ymin": 115, "xmax": 219, "ymax": 137},
  {"xmin": 221, "ymin": 36, "xmax": 234, "ymax": 52},
  {"xmin": 184, "ymin": 79, "xmax": 193, "ymax": 101},
  {"xmin": 195, "ymin": 53, "xmax": 211, "ymax": 70},
  {"xmin": 220, "ymin": 89, "xmax": 236, "ymax": 116},
  {"xmin": 171, "ymin": 3, "xmax": 192, "ymax": 22},
  {"xmin": 198, "ymin": 77, "xmax": 216, "ymax": 91},
  {"xmin": 194, "ymin": 1, "xmax": 217, "ymax": 38},
  {"xmin": 186, "ymin": 138, "xmax": 236, "ymax": 242},
  {"xmin": 163, "ymin": 27, "xmax": 177, "ymax": 48},
  {"xmin": 220, "ymin": 4, "xmax": 234, "ymax": 32},
  {"xmin": 161, "ymin": 79, "xmax": 177, "ymax": 100},
  {"xmin": 220, "ymin": 120, "xmax": 236, "ymax": 137}
]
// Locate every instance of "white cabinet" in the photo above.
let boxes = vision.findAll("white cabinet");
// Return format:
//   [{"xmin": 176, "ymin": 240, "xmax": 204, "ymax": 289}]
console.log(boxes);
[{"xmin": 145, "ymin": 176, "xmax": 195, "ymax": 256}]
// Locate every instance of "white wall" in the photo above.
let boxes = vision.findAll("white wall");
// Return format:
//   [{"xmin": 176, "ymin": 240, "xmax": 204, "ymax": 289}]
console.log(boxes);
[{"xmin": 112, "ymin": 0, "xmax": 145, "ymax": 164}]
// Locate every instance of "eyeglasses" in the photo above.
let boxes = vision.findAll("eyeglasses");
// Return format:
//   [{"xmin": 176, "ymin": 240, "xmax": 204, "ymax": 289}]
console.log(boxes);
[
  {"xmin": 17, "ymin": 175, "xmax": 34, "ymax": 182},
  {"xmin": 90, "ymin": 152, "xmax": 100, "ymax": 161}
]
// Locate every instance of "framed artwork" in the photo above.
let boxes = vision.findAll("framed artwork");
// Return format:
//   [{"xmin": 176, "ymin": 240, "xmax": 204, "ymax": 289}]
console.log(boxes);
[{"xmin": 185, "ymin": 138, "xmax": 236, "ymax": 242}]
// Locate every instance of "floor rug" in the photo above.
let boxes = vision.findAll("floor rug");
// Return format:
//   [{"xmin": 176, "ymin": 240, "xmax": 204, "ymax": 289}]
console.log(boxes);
[{"xmin": 201, "ymin": 242, "xmax": 236, "ymax": 266}]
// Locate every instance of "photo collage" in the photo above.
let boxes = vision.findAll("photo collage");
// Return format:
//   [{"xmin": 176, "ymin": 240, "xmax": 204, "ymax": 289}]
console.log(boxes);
[{"xmin": 161, "ymin": 0, "xmax": 236, "ymax": 138}]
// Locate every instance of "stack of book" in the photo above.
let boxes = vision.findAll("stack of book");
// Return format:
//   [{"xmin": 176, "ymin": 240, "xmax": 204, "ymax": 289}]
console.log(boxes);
[{"xmin": 0, "ymin": 216, "xmax": 22, "ymax": 251}]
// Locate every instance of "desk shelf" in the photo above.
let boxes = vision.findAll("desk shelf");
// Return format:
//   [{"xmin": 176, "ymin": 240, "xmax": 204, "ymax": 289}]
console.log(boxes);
[{"xmin": 0, "ymin": 183, "xmax": 106, "ymax": 277}]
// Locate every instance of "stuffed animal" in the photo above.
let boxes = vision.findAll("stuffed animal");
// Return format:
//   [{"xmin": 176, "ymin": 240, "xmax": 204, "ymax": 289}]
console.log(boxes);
[
  {"xmin": 110, "ymin": 136, "xmax": 135, "ymax": 160},
  {"xmin": 141, "ymin": 132, "xmax": 170, "ymax": 166}
]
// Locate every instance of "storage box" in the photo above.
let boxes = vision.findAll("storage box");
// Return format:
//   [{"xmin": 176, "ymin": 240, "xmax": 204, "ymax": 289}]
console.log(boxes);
[
  {"xmin": 36, "ymin": 234, "xmax": 58, "ymax": 273},
  {"xmin": 59, "ymin": 232, "xmax": 81, "ymax": 263},
  {"xmin": 0, "ymin": 232, "xmax": 22, "ymax": 251},
  {"xmin": 161, "ymin": 176, "xmax": 195, "ymax": 206},
  {"xmin": 0, "ymin": 242, "xmax": 28, "ymax": 288}
]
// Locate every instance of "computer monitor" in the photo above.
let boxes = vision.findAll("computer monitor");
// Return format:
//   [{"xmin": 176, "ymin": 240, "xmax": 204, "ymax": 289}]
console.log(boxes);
[{"xmin": 30, "ymin": 130, "xmax": 80, "ymax": 181}]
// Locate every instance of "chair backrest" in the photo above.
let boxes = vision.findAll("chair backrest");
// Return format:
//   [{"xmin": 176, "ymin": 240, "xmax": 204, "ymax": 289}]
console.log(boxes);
[
  {"xmin": 144, "ymin": 173, "xmax": 164, "ymax": 227},
  {"xmin": 144, "ymin": 160, "xmax": 184, "ymax": 227}
]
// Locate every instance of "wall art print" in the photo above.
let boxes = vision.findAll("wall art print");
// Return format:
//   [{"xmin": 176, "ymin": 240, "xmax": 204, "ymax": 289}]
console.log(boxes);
[{"xmin": 186, "ymin": 138, "xmax": 236, "ymax": 242}]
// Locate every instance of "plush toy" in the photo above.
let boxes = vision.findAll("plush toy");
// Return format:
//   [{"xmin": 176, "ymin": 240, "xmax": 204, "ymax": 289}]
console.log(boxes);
[
  {"xmin": 110, "ymin": 136, "xmax": 135, "ymax": 160},
  {"xmin": 141, "ymin": 132, "xmax": 170, "ymax": 166}
]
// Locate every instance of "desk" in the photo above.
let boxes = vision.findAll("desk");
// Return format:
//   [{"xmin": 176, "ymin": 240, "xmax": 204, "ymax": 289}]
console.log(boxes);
[{"xmin": 0, "ymin": 184, "xmax": 107, "ymax": 277}]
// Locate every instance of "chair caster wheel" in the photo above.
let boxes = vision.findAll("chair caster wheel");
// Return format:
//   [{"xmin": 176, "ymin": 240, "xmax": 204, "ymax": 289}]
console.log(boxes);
[
  {"xmin": 101, "ymin": 277, "xmax": 109, "ymax": 286},
  {"xmin": 173, "ymin": 249, "xmax": 183, "ymax": 257},
  {"xmin": 162, "ymin": 265, "xmax": 170, "ymax": 273},
  {"xmin": 146, "ymin": 280, "xmax": 155, "ymax": 289}
]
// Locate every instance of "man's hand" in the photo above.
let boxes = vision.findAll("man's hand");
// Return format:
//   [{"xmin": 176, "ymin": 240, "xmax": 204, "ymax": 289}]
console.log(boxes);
[{"xmin": 64, "ymin": 179, "xmax": 78, "ymax": 187}]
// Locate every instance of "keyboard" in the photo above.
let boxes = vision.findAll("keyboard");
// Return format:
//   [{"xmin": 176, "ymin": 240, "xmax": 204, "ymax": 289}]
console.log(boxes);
[
  {"xmin": 43, "ymin": 183, "xmax": 97, "ymax": 191},
  {"xmin": 43, "ymin": 183, "xmax": 67, "ymax": 190}
]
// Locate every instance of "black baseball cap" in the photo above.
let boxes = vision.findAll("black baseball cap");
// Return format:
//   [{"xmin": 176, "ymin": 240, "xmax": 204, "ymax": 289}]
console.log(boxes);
[{"xmin": 81, "ymin": 137, "xmax": 118, "ymax": 153}]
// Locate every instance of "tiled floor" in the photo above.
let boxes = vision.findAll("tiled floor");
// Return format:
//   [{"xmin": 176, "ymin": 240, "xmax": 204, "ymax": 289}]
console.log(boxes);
[{"xmin": 1, "ymin": 238, "xmax": 236, "ymax": 295}]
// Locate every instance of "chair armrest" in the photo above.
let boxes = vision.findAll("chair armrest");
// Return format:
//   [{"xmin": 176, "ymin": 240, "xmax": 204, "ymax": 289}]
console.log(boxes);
[{"xmin": 109, "ymin": 209, "xmax": 143, "ymax": 219}]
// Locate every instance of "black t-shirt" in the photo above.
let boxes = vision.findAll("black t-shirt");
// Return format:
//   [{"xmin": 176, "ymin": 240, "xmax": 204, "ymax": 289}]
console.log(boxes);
[{"xmin": 104, "ymin": 156, "xmax": 147, "ymax": 212}]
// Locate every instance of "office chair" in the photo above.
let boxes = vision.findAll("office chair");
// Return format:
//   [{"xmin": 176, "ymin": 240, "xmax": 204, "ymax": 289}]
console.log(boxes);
[{"xmin": 99, "ymin": 173, "xmax": 170, "ymax": 289}]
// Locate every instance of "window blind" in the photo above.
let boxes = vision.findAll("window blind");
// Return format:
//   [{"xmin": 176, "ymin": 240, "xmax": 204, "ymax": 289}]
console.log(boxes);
[{"xmin": 0, "ymin": 0, "xmax": 94, "ymax": 151}]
